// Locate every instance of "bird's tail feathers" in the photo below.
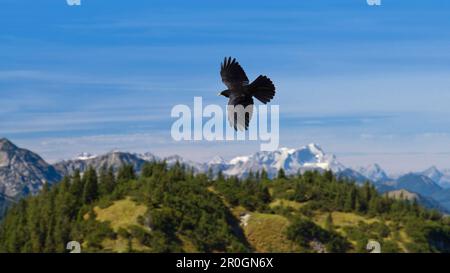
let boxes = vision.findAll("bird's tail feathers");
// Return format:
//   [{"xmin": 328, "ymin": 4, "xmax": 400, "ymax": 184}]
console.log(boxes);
[{"xmin": 249, "ymin": 75, "xmax": 275, "ymax": 104}]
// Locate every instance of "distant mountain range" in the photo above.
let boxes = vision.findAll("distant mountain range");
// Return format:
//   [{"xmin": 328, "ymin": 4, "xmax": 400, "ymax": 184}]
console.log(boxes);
[
  {"xmin": 420, "ymin": 166, "xmax": 450, "ymax": 189},
  {"xmin": 54, "ymin": 152, "xmax": 149, "ymax": 177},
  {"xmin": 358, "ymin": 164, "xmax": 390, "ymax": 183},
  {"xmin": 1, "ymin": 137, "xmax": 450, "ymax": 215}
]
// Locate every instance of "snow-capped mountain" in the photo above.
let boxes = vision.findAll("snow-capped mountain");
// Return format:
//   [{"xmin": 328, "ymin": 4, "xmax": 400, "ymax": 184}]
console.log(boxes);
[
  {"xmin": 438, "ymin": 170, "xmax": 450, "ymax": 189},
  {"xmin": 208, "ymin": 156, "xmax": 227, "ymax": 165},
  {"xmin": 135, "ymin": 152, "xmax": 159, "ymax": 162},
  {"xmin": 420, "ymin": 166, "xmax": 450, "ymax": 189},
  {"xmin": 54, "ymin": 143, "xmax": 347, "ymax": 180},
  {"xmin": 54, "ymin": 151, "xmax": 148, "ymax": 177},
  {"xmin": 337, "ymin": 168, "xmax": 370, "ymax": 183},
  {"xmin": 58, "ymin": 144, "xmax": 362, "ymax": 181},
  {"xmin": 358, "ymin": 164, "xmax": 390, "ymax": 183},
  {"xmin": 75, "ymin": 152, "xmax": 97, "ymax": 161},
  {"xmin": 223, "ymin": 144, "xmax": 345, "ymax": 178},
  {"xmin": 421, "ymin": 166, "xmax": 442, "ymax": 182}
]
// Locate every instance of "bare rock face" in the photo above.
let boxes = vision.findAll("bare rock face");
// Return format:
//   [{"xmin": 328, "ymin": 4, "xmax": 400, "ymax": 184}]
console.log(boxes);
[
  {"xmin": 0, "ymin": 138, "xmax": 61, "ymax": 204},
  {"xmin": 53, "ymin": 151, "xmax": 150, "ymax": 177}
]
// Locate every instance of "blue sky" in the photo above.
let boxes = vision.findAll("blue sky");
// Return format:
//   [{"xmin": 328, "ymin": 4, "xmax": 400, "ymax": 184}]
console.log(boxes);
[{"xmin": 2, "ymin": 0, "xmax": 450, "ymax": 173}]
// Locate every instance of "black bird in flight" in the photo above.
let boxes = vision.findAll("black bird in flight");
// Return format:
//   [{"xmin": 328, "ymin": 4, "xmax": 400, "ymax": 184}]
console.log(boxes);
[{"xmin": 219, "ymin": 57, "xmax": 276, "ymax": 131}]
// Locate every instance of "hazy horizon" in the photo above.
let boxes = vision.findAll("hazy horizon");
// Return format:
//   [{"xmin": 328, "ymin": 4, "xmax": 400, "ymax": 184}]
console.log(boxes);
[{"xmin": 1, "ymin": 136, "xmax": 447, "ymax": 176}]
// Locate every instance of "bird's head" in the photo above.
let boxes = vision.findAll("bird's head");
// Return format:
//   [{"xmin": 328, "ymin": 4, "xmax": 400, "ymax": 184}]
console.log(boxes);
[{"xmin": 218, "ymin": 90, "xmax": 231, "ymax": 98}]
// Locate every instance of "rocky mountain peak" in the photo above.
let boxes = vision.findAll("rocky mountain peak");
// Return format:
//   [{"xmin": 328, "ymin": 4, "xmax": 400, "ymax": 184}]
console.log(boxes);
[
  {"xmin": 0, "ymin": 138, "xmax": 18, "ymax": 151},
  {"xmin": 0, "ymin": 138, "xmax": 61, "ymax": 202},
  {"xmin": 358, "ymin": 163, "xmax": 389, "ymax": 183}
]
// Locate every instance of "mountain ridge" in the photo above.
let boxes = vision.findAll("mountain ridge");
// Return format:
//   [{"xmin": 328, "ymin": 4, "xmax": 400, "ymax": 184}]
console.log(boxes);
[{"xmin": 2, "ymin": 137, "xmax": 450, "ymax": 214}]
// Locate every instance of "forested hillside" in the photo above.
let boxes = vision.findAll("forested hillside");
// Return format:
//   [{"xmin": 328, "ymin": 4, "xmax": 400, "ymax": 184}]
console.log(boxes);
[{"xmin": 1, "ymin": 162, "xmax": 449, "ymax": 253}]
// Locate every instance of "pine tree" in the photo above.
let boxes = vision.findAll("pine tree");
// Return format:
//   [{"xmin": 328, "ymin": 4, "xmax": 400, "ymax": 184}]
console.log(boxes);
[
  {"xmin": 70, "ymin": 170, "xmax": 84, "ymax": 207},
  {"xmin": 99, "ymin": 167, "xmax": 116, "ymax": 195},
  {"xmin": 53, "ymin": 176, "xmax": 73, "ymax": 252},
  {"xmin": 141, "ymin": 163, "xmax": 153, "ymax": 178},
  {"xmin": 117, "ymin": 165, "xmax": 136, "ymax": 181},
  {"xmin": 217, "ymin": 171, "xmax": 225, "ymax": 182},
  {"xmin": 344, "ymin": 188, "xmax": 357, "ymax": 211},
  {"xmin": 363, "ymin": 182, "xmax": 373, "ymax": 203},
  {"xmin": 207, "ymin": 167, "xmax": 214, "ymax": 180},
  {"xmin": 82, "ymin": 167, "xmax": 99, "ymax": 204},
  {"xmin": 41, "ymin": 185, "xmax": 56, "ymax": 252},
  {"xmin": 324, "ymin": 170, "xmax": 334, "ymax": 182},
  {"xmin": 277, "ymin": 168, "xmax": 286, "ymax": 179},
  {"xmin": 261, "ymin": 169, "xmax": 269, "ymax": 180},
  {"xmin": 27, "ymin": 197, "xmax": 44, "ymax": 252},
  {"xmin": 247, "ymin": 171, "xmax": 255, "ymax": 181}
]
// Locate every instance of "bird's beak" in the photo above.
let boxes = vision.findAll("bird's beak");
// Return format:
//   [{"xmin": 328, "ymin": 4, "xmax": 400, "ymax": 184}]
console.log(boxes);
[{"xmin": 217, "ymin": 92, "xmax": 221, "ymax": 96}]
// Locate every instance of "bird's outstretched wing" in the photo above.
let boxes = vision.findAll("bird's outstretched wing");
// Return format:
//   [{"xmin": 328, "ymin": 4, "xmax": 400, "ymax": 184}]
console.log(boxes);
[
  {"xmin": 220, "ymin": 57, "xmax": 249, "ymax": 90},
  {"xmin": 227, "ymin": 96, "xmax": 254, "ymax": 131}
]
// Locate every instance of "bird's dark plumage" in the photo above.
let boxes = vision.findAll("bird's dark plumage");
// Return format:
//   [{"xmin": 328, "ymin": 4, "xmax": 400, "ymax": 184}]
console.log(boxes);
[
  {"xmin": 219, "ymin": 57, "xmax": 276, "ymax": 131},
  {"xmin": 220, "ymin": 57, "xmax": 249, "ymax": 90}
]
